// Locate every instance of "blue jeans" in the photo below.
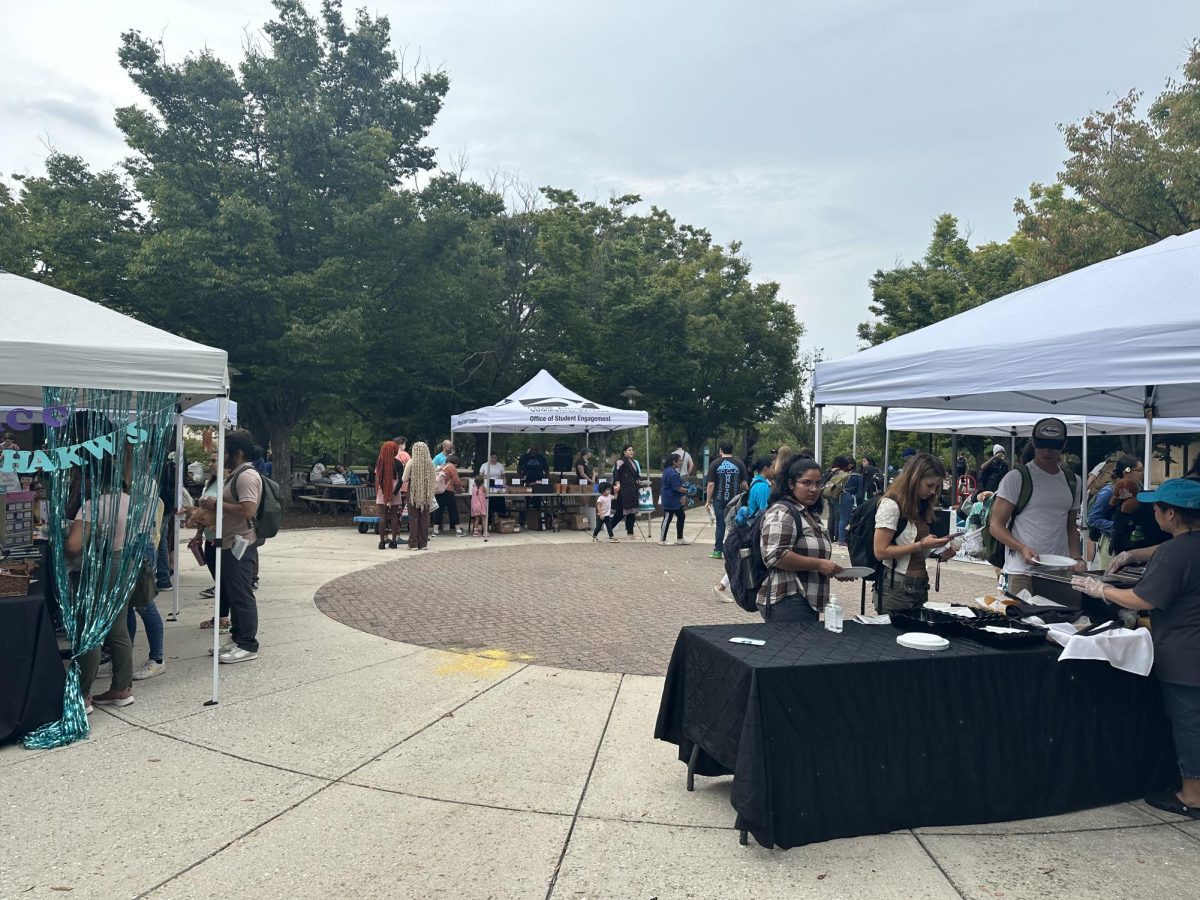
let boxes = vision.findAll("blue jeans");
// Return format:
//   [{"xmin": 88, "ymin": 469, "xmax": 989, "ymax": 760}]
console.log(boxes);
[
  {"xmin": 713, "ymin": 500, "xmax": 727, "ymax": 552},
  {"xmin": 1161, "ymin": 681, "xmax": 1200, "ymax": 779},
  {"xmin": 155, "ymin": 520, "xmax": 172, "ymax": 588},
  {"xmin": 127, "ymin": 599, "xmax": 165, "ymax": 663},
  {"xmin": 837, "ymin": 492, "xmax": 856, "ymax": 543}
]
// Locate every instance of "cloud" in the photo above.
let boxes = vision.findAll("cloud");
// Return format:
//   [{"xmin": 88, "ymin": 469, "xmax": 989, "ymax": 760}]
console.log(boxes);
[{"xmin": 4, "ymin": 96, "xmax": 114, "ymax": 137}]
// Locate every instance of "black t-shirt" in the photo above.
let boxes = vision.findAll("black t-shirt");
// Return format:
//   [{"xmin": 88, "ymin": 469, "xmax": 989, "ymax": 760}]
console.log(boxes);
[
  {"xmin": 706, "ymin": 456, "xmax": 748, "ymax": 504},
  {"xmin": 522, "ymin": 453, "xmax": 549, "ymax": 482},
  {"xmin": 1135, "ymin": 531, "xmax": 1200, "ymax": 686},
  {"xmin": 980, "ymin": 458, "xmax": 1009, "ymax": 493}
]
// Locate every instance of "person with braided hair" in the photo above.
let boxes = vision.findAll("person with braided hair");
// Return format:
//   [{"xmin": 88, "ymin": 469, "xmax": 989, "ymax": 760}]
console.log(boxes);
[
  {"xmin": 403, "ymin": 441, "xmax": 437, "ymax": 549},
  {"xmin": 375, "ymin": 440, "xmax": 405, "ymax": 549}
]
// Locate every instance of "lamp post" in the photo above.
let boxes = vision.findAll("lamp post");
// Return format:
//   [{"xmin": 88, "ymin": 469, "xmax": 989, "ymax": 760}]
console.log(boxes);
[{"xmin": 619, "ymin": 386, "xmax": 649, "ymax": 477}]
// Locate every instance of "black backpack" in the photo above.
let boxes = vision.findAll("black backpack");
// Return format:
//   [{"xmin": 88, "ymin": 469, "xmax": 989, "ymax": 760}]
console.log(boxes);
[
  {"xmin": 845, "ymin": 496, "xmax": 906, "ymax": 571},
  {"xmin": 723, "ymin": 499, "xmax": 804, "ymax": 613}
]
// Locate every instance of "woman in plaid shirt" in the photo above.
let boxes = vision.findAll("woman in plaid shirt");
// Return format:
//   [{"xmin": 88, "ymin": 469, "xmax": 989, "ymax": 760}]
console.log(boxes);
[{"xmin": 757, "ymin": 457, "xmax": 844, "ymax": 621}]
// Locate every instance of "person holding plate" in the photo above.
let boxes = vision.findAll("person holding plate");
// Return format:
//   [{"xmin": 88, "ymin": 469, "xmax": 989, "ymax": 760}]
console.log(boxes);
[
  {"xmin": 1072, "ymin": 477, "xmax": 1200, "ymax": 820},
  {"xmin": 872, "ymin": 451, "xmax": 956, "ymax": 613},
  {"xmin": 756, "ymin": 456, "xmax": 844, "ymax": 622}
]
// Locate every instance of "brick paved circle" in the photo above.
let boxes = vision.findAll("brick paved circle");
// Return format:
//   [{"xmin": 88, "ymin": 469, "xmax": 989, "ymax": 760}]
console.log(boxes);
[{"xmin": 315, "ymin": 541, "xmax": 1000, "ymax": 675}]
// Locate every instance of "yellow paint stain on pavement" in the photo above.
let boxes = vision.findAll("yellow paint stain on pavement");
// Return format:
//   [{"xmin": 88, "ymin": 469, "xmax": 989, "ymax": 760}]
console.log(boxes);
[{"xmin": 437, "ymin": 648, "xmax": 534, "ymax": 675}]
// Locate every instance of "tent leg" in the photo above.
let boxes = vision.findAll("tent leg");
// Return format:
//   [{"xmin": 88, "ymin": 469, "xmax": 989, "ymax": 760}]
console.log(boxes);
[
  {"xmin": 484, "ymin": 427, "xmax": 492, "ymax": 542},
  {"xmin": 170, "ymin": 415, "xmax": 184, "ymax": 621},
  {"xmin": 1144, "ymin": 414, "xmax": 1155, "ymax": 489},
  {"xmin": 881, "ymin": 408, "xmax": 890, "ymax": 488},
  {"xmin": 851, "ymin": 407, "xmax": 858, "ymax": 459},
  {"xmin": 1010, "ymin": 429, "xmax": 1017, "ymax": 461},
  {"xmin": 1081, "ymin": 421, "xmax": 1090, "ymax": 563},
  {"xmin": 208, "ymin": 403, "xmax": 227, "ymax": 707},
  {"xmin": 814, "ymin": 406, "xmax": 824, "ymax": 464}
]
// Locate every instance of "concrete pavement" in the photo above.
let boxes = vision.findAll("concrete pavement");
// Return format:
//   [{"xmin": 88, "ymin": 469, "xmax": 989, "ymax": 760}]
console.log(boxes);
[{"xmin": 2, "ymin": 521, "xmax": 1198, "ymax": 899}]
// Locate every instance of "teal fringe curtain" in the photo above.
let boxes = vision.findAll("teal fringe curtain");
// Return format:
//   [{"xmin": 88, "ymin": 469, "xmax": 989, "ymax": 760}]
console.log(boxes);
[{"xmin": 23, "ymin": 388, "xmax": 175, "ymax": 749}]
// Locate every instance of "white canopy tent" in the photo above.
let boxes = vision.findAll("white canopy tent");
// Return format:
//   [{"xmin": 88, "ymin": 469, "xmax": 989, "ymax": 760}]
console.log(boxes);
[
  {"xmin": 813, "ymin": 228, "xmax": 1200, "ymax": 484},
  {"xmin": 450, "ymin": 370, "xmax": 651, "ymax": 538},
  {"xmin": 0, "ymin": 272, "xmax": 233, "ymax": 706}
]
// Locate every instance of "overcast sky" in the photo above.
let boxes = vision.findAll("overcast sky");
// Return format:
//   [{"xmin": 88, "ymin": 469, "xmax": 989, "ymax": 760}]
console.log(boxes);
[{"xmin": 2, "ymin": 1, "xmax": 1197, "ymax": 363}]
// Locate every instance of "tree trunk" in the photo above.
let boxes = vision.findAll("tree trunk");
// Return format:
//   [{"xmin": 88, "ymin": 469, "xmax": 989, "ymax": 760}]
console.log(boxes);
[{"xmin": 268, "ymin": 420, "xmax": 295, "ymax": 510}]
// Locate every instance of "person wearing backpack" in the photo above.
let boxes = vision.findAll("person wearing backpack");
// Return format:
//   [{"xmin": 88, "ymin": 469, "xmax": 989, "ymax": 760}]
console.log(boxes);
[
  {"xmin": 198, "ymin": 429, "xmax": 262, "ymax": 664},
  {"xmin": 988, "ymin": 417, "xmax": 1085, "ymax": 596},
  {"xmin": 871, "ymin": 451, "xmax": 956, "ymax": 613},
  {"xmin": 821, "ymin": 457, "xmax": 852, "ymax": 541},
  {"xmin": 756, "ymin": 456, "xmax": 844, "ymax": 622}
]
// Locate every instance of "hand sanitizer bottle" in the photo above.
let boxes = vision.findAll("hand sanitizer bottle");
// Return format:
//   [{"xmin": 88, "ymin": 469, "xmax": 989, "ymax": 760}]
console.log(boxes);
[{"xmin": 824, "ymin": 595, "xmax": 843, "ymax": 634}]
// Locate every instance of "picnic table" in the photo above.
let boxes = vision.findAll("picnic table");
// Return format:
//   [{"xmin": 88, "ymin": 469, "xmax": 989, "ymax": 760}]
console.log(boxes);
[{"xmin": 298, "ymin": 482, "xmax": 360, "ymax": 514}]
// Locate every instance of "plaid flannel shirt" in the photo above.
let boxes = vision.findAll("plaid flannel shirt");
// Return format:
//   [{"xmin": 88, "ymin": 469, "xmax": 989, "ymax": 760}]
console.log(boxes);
[{"xmin": 757, "ymin": 501, "xmax": 833, "ymax": 609}]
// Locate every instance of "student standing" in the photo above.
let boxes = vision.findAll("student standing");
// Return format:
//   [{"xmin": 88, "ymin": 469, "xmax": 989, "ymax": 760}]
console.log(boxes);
[{"xmin": 659, "ymin": 455, "xmax": 690, "ymax": 545}]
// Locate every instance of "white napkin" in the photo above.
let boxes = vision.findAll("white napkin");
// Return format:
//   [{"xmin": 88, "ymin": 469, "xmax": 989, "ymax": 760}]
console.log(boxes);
[
  {"xmin": 926, "ymin": 602, "xmax": 976, "ymax": 619},
  {"xmin": 1045, "ymin": 623, "xmax": 1154, "ymax": 676}
]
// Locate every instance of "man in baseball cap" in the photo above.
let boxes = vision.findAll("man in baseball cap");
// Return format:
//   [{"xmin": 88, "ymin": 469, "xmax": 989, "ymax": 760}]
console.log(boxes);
[
  {"xmin": 979, "ymin": 443, "xmax": 1010, "ymax": 493},
  {"xmin": 989, "ymin": 416, "xmax": 1083, "ymax": 593}
]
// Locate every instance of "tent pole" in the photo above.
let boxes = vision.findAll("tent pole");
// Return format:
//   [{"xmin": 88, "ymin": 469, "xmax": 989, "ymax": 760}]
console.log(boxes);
[
  {"xmin": 209, "ymin": 401, "xmax": 227, "ymax": 706},
  {"xmin": 1144, "ymin": 414, "xmax": 1155, "ymax": 489},
  {"xmin": 814, "ymin": 405, "xmax": 824, "ymax": 465},
  {"xmin": 851, "ymin": 407, "xmax": 858, "ymax": 459},
  {"xmin": 950, "ymin": 432, "xmax": 958, "ymax": 500},
  {"xmin": 1010, "ymin": 429, "xmax": 1017, "ymax": 461},
  {"xmin": 171, "ymin": 414, "xmax": 184, "ymax": 620},
  {"xmin": 484, "ymin": 427, "xmax": 492, "ymax": 542},
  {"xmin": 881, "ymin": 407, "xmax": 890, "ymax": 488},
  {"xmin": 1081, "ymin": 420, "xmax": 1089, "ymax": 561}
]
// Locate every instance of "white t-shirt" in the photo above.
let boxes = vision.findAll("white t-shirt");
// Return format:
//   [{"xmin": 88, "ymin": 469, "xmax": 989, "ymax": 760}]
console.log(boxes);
[
  {"xmin": 673, "ymin": 447, "xmax": 695, "ymax": 476},
  {"xmin": 996, "ymin": 463, "xmax": 1082, "ymax": 574},
  {"xmin": 76, "ymin": 493, "xmax": 132, "ymax": 551},
  {"xmin": 479, "ymin": 461, "xmax": 505, "ymax": 484},
  {"xmin": 874, "ymin": 497, "xmax": 919, "ymax": 573}
]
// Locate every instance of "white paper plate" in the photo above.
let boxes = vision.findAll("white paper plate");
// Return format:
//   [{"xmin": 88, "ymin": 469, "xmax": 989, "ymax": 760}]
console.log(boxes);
[
  {"xmin": 838, "ymin": 566, "xmax": 878, "ymax": 579},
  {"xmin": 896, "ymin": 632, "xmax": 950, "ymax": 651},
  {"xmin": 1033, "ymin": 554, "xmax": 1077, "ymax": 569}
]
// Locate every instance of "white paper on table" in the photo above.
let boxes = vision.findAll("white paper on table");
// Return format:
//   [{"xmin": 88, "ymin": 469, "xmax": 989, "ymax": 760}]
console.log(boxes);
[
  {"xmin": 926, "ymin": 602, "xmax": 976, "ymax": 619},
  {"xmin": 1046, "ymin": 623, "xmax": 1154, "ymax": 676},
  {"xmin": 982, "ymin": 625, "xmax": 1028, "ymax": 635},
  {"xmin": 1015, "ymin": 589, "xmax": 1069, "ymax": 609},
  {"xmin": 854, "ymin": 614, "xmax": 892, "ymax": 625}
]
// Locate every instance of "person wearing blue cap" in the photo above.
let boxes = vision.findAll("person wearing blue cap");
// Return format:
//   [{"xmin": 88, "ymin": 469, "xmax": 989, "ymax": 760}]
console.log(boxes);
[{"xmin": 1073, "ymin": 476, "xmax": 1200, "ymax": 820}]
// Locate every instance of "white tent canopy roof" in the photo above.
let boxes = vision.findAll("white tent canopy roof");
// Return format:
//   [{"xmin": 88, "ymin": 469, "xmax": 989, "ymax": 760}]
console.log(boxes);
[
  {"xmin": 886, "ymin": 408, "xmax": 1200, "ymax": 437},
  {"xmin": 451, "ymin": 369, "xmax": 649, "ymax": 433},
  {"xmin": 0, "ymin": 272, "xmax": 228, "ymax": 406},
  {"xmin": 814, "ymin": 229, "xmax": 1200, "ymax": 417},
  {"xmin": 181, "ymin": 398, "xmax": 238, "ymax": 427}
]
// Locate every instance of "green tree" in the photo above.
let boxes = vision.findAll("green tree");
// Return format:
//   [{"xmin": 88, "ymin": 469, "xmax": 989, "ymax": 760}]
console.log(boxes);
[
  {"xmin": 858, "ymin": 214, "xmax": 1022, "ymax": 345},
  {"xmin": 0, "ymin": 182, "xmax": 30, "ymax": 274},
  {"xmin": 12, "ymin": 153, "xmax": 143, "ymax": 307},
  {"xmin": 114, "ymin": 0, "xmax": 449, "ymax": 499},
  {"xmin": 1014, "ymin": 40, "xmax": 1200, "ymax": 280}
]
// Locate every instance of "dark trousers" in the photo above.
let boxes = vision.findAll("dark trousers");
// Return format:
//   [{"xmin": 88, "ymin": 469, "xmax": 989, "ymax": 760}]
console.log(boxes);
[
  {"xmin": 408, "ymin": 506, "xmax": 431, "ymax": 548},
  {"xmin": 221, "ymin": 545, "xmax": 259, "ymax": 653},
  {"xmin": 433, "ymin": 492, "xmax": 459, "ymax": 530},
  {"xmin": 713, "ymin": 500, "xmax": 728, "ymax": 552},
  {"xmin": 660, "ymin": 509, "xmax": 685, "ymax": 542},
  {"xmin": 593, "ymin": 514, "xmax": 615, "ymax": 538},
  {"xmin": 620, "ymin": 511, "xmax": 636, "ymax": 535}
]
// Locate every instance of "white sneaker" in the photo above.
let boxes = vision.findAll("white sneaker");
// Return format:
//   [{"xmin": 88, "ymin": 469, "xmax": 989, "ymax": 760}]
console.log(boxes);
[
  {"xmin": 456, "ymin": 527, "xmax": 464, "ymax": 536},
  {"xmin": 219, "ymin": 647, "xmax": 259, "ymax": 664},
  {"xmin": 132, "ymin": 659, "xmax": 165, "ymax": 680},
  {"xmin": 208, "ymin": 640, "xmax": 237, "ymax": 656},
  {"xmin": 675, "ymin": 539, "xmax": 691, "ymax": 546}
]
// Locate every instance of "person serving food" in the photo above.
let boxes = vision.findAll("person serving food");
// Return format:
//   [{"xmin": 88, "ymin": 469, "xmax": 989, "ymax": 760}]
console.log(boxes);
[{"xmin": 1072, "ymin": 477, "xmax": 1200, "ymax": 821}]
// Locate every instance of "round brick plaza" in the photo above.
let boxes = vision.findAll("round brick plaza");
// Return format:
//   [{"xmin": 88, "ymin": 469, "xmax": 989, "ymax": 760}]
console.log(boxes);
[{"xmin": 315, "ymin": 540, "xmax": 998, "ymax": 675}]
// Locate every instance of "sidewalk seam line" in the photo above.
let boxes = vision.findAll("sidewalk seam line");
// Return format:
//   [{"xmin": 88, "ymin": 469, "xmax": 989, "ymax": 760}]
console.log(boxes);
[
  {"xmin": 544, "ymin": 672, "xmax": 624, "ymax": 900},
  {"xmin": 911, "ymin": 830, "xmax": 969, "ymax": 900}
]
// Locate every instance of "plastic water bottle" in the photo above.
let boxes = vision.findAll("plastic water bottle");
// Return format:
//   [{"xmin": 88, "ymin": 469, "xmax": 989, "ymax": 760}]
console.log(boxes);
[{"xmin": 824, "ymin": 596, "xmax": 843, "ymax": 634}]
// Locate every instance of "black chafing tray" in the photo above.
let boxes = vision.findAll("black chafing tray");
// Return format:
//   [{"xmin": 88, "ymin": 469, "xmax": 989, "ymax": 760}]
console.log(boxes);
[
  {"xmin": 955, "ymin": 618, "xmax": 1048, "ymax": 648},
  {"xmin": 890, "ymin": 607, "xmax": 995, "ymax": 637}
]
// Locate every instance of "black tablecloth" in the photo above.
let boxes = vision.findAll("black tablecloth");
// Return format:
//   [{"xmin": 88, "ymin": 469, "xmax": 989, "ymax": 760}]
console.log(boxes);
[
  {"xmin": 1, "ymin": 581, "xmax": 65, "ymax": 745},
  {"xmin": 654, "ymin": 621, "xmax": 1177, "ymax": 849}
]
